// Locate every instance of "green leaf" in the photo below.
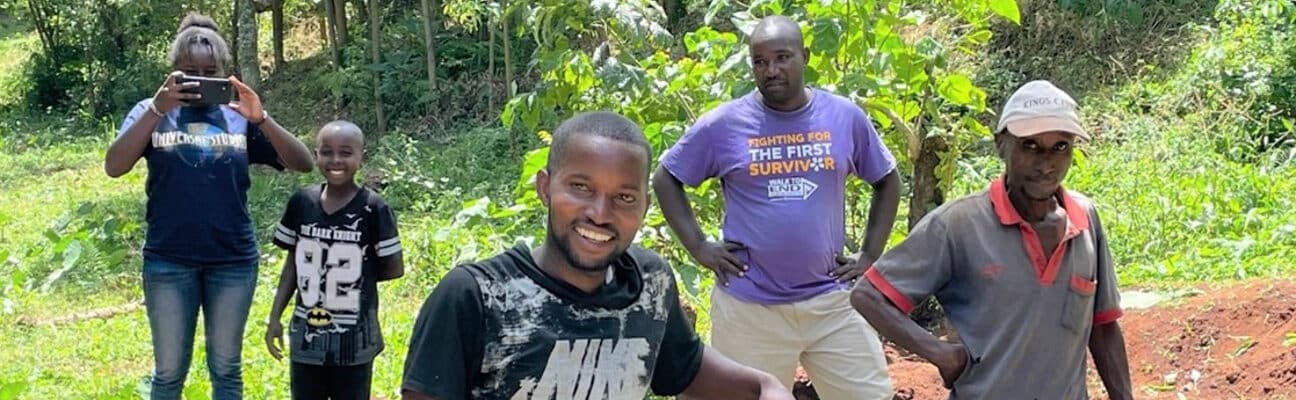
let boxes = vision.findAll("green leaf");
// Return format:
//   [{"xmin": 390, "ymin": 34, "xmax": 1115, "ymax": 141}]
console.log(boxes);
[
  {"xmin": 731, "ymin": 11, "xmax": 758, "ymax": 36},
  {"xmin": 1229, "ymin": 335, "xmax": 1256, "ymax": 358},
  {"xmin": 12, "ymin": 269, "xmax": 26, "ymax": 292},
  {"xmin": 107, "ymin": 249, "xmax": 128, "ymax": 267},
  {"xmin": 809, "ymin": 20, "xmax": 842, "ymax": 55},
  {"xmin": 489, "ymin": 204, "xmax": 530, "ymax": 219},
  {"xmin": 0, "ymin": 382, "xmax": 28, "ymax": 400},
  {"xmin": 916, "ymin": 36, "xmax": 945, "ymax": 61},
  {"xmin": 718, "ymin": 47, "xmax": 748, "ymax": 76},
  {"xmin": 1145, "ymin": 384, "xmax": 1175, "ymax": 392},
  {"xmin": 454, "ymin": 197, "xmax": 492, "ymax": 225},
  {"xmin": 43, "ymin": 229, "xmax": 60, "ymax": 244},
  {"xmin": 643, "ymin": 123, "xmax": 664, "ymax": 153},
  {"xmin": 517, "ymin": 147, "xmax": 550, "ymax": 195},
  {"xmin": 937, "ymin": 74, "xmax": 977, "ymax": 105},
  {"xmin": 963, "ymin": 29, "xmax": 993, "ymax": 46},
  {"xmin": 989, "ymin": 0, "xmax": 1021, "ymax": 24},
  {"xmin": 703, "ymin": 0, "xmax": 727, "ymax": 25},
  {"xmin": 805, "ymin": 67, "xmax": 821, "ymax": 84},
  {"xmin": 521, "ymin": 94, "xmax": 542, "ymax": 132},
  {"xmin": 63, "ymin": 240, "xmax": 82, "ymax": 271},
  {"xmin": 500, "ymin": 97, "xmax": 521, "ymax": 129}
]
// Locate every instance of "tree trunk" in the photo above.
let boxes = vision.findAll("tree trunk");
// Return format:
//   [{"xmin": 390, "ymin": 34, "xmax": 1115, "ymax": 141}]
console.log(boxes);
[
  {"xmin": 908, "ymin": 136, "xmax": 946, "ymax": 230},
  {"xmin": 501, "ymin": 0, "xmax": 513, "ymax": 96},
  {"xmin": 25, "ymin": 0, "xmax": 56, "ymax": 55},
  {"xmin": 357, "ymin": 0, "xmax": 368, "ymax": 29},
  {"xmin": 420, "ymin": 0, "xmax": 439, "ymax": 93},
  {"xmin": 369, "ymin": 0, "xmax": 386, "ymax": 135},
  {"xmin": 499, "ymin": 4, "xmax": 516, "ymax": 156},
  {"xmin": 334, "ymin": 0, "xmax": 349, "ymax": 47},
  {"xmin": 230, "ymin": 0, "xmax": 240, "ymax": 69},
  {"xmin": 324, "ymin": 0, "xmax": 342, "ymax": 67},
  {"xmin": 236, "ymin": 0, "xmax": 260, "ymax": 90},
  {"xmin": 272, "ymin": 0, "xmax": 285, "ymax": 69},
  {"xmin": 487, "ymin": 14, "xmax": 495, "ymax": 112},
  {"xmin": 907, "ymin": 134, "xmax": 948, "ymax": 330},
  {"xmin": 318, "ymin": 2, "xmax": 329, "ymax": 51}
]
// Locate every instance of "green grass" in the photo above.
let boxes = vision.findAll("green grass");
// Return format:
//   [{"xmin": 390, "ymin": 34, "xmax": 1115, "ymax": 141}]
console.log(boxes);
[{"xmin": 0, "ymin": 128, "xmax": 512, "ymax": 398}]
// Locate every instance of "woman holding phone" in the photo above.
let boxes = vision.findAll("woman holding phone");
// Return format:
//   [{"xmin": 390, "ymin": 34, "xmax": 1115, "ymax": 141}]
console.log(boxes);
[{"xmin": 104, "ymin": 12, "xmax": 313, "ymax": 400}]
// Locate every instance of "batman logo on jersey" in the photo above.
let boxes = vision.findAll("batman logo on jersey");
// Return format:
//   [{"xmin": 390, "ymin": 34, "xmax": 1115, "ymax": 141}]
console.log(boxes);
[{"xmin": 306, "ymin": 307, "xmax": 333, "ymax": 327}]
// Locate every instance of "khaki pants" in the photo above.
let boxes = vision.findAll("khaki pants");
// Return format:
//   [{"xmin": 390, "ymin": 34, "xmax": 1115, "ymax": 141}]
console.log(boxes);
[{"xmin": 711, "ymin": 289, "xmax": 893, "ymax": 400}]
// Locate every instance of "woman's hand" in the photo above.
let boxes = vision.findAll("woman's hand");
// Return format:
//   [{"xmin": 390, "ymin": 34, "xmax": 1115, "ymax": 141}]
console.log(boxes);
[
  {"xmin": 227, "ymin": 75, "xmax": 265, "ymax": 124},
  {"xmin": 152, "ymin": 71, "xmax": 201, "ymax": 114}
]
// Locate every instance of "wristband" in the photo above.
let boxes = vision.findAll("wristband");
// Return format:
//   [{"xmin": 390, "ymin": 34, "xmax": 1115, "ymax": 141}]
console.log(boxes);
[
  {"xmin": 254, "ymin": 110, "xmax": 270, "ymax": 125},
  {"xmin": 147, "ymin": 101, "xmax": 165, "ymax": 118}
]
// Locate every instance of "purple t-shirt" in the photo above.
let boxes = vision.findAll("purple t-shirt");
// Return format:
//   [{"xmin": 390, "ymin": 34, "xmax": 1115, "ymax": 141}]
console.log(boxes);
[{"xmin": 660, "ymin": 89, "xmax": 897, "ymax": 304}]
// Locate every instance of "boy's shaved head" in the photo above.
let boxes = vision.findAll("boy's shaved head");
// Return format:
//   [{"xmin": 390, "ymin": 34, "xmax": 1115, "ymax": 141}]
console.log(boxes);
[{"xmin": 318, "ymin": 120, "xmax": 365, "ymax": 142}]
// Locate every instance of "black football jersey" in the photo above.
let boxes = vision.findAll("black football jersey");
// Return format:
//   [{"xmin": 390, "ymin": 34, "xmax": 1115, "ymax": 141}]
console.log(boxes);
[{"xmin": 273, "ymin": 184, "xmax": 401, "ymax": 366}]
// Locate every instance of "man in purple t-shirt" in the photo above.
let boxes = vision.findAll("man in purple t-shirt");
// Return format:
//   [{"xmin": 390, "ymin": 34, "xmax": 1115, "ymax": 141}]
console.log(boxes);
[{"xmin": 653, "ymin": 16, "xmax": 900, "ymax": 400}]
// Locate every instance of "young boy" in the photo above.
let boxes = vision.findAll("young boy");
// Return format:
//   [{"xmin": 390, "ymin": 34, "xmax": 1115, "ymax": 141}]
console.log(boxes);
[{"xmin": 266, "ymin": 120, "xmax": 404, "ymax": 399}]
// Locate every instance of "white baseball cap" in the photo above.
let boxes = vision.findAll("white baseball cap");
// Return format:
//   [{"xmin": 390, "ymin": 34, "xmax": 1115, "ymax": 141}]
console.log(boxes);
[{"xmin": 996, "ymin": 80, "xmax": 1089, "ymax": 141}]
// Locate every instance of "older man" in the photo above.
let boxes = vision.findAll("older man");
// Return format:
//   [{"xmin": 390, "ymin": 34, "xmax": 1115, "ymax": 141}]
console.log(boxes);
[{"xmin": 851, "ymin": 80, "xmax": 1133, "ymax": 399}]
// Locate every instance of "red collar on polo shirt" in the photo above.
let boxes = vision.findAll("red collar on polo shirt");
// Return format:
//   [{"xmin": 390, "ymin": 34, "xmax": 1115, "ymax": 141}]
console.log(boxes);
[{"xmin": 987, "ymin": 177, "xmax": 1090, "ymax": 285}]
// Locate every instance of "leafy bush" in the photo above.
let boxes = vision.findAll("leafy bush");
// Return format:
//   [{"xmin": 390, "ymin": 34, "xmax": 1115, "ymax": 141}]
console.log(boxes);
[
  {"xmin": 11, "ymin": 0, "xmax": 226, "ymax": 116},
  {"xmin": 1167, "ymin": 0, "xmax": 1296, "ymax": 162}
]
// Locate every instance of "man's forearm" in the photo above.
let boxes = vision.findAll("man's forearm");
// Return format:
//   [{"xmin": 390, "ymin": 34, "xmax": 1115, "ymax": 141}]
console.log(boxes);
[
  {"xmin": 1090, "ymin": 321, "xmax": 1133, "ymax": 400},
  {"xmin": 681, "ymin": 347, "xmax": 784, "ymax": 399},
  {"xmin": 652, "ymin": 166, "xmax": 708, "ymax": 252},
  {"xmin": 860, "ymin": 171, "xmax": 901, "ymax": 260},
  {"xmin": 850, "ymin": 281, "xmax": 952, "ymax": 364}
]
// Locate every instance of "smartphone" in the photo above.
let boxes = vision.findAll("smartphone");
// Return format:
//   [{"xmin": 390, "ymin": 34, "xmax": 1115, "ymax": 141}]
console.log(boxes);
[{"xmin": 176, "ymin": 75, "xmax": 232, "ymax": 107}]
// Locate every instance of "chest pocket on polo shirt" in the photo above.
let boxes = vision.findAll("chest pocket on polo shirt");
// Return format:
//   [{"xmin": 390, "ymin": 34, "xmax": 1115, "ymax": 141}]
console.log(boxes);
[{"xmin": 1060, "ymin": 232, "xmax": 1098, "ymax": 333}]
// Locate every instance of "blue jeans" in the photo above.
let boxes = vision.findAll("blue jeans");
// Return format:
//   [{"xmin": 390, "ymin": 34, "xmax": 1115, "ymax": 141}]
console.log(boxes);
[{"xmin": 143, "ymin": 258, "xmax": 258, "ymax": 400}]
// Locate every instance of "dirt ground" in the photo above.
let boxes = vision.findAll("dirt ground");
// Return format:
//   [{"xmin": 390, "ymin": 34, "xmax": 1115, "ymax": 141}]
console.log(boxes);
[{"xmin": 792, "ymin": 279, "xmax": 1296, "ymax": 400}]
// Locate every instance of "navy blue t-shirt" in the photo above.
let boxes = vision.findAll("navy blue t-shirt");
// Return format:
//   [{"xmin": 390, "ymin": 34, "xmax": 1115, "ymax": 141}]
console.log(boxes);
[{"xmin": 118, "ymin": 99, "xmax": 283, "ymax": 265}]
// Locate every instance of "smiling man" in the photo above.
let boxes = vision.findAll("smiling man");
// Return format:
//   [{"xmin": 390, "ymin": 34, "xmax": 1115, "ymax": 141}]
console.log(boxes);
[
  {"xmin": 400, "ymin": 111, "xmax": 792, "ymax": 400},
  {"xmin": 850, "ymin": 80, "xmax": 1134, "ymax": 399},
  {"xmin": 653, "ymin": 15, "xmax": 899, "ymax": 400}
]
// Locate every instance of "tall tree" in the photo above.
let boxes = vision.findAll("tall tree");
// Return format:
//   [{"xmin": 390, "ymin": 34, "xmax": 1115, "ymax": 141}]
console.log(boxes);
[
  {"xmin": 324, "ymin": 0, "xmax": 342, "ymax": 67},
  {"xmin": 498, "ymin": 1, "xmax": 516, "ymax": 155},
  {"xmin": 25, "ymin": 0, "xmax": 57, "ymax": 55},
  {"xmin": 236, "ymin": 0, "xmax": 260, "ymax": 89},
  {"xmin": 487, "ymin": 11, "xmax": 495, "ymax": 112},
  {"xmin": 333, "ymin": 0, "xmax": 349, "ymax": 47},
  {"xmin": 420, "ymin": 0, "xmax": 440, "ymax": 93},
  {"xmin": 501, "ymin": 0, "xmax": 513, "ymax": 97},
  {"xmin": 272, "ymin": 0, "xmax": 286, "ymax": 69},
  {"xmin": 357, "ymin": 0, "xmax": 369, "ymax": 28},
  {"xmin": 230, "ymin": 0, "xmax": 241, "ymax": 68},
  {"xmin": 369, "ymin": 0, "xmax": 386, "ymax": 135}
]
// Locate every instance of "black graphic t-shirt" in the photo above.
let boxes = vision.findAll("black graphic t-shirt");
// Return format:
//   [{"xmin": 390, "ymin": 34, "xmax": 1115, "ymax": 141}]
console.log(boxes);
[
  {"xmin": 402, "ymin": 245, "xmax": 705, "ymax": 400},
  {"xmin": 118, "ymin": 99, "xmax": 284, "ymax": 265},
  {"xmin": 272, "ymin": 184, "xmax": 402, "ymax": 366}
]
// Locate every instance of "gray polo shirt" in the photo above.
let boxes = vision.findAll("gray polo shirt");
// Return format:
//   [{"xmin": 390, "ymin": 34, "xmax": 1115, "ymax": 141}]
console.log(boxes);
[{"xmin": 866, "ymin": 178, "xmax": 1122, "ymax": 400}]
